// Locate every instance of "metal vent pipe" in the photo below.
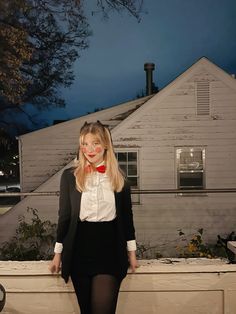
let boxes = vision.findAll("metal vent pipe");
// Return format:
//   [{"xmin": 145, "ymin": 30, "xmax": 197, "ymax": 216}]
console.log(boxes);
[{"xmin": 144, "ymin": 63, "xmax": 155, "ymax": 95}]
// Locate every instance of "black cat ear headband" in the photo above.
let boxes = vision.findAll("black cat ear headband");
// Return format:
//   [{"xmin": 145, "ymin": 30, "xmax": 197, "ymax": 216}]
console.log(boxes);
[{"xmin": 81, "ymin": 120, "xmax": 105, "ymax": 130}]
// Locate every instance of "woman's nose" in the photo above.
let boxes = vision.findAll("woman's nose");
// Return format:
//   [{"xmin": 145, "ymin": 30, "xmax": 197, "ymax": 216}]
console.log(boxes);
[{"xmin": 87, "ymin": 144, "xmax": 95, "ymax": 152}]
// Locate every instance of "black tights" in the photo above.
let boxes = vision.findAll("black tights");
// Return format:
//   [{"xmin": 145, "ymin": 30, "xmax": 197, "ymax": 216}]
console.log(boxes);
[{"xmin": 71, "ymin": 274, "xmax": 121, "ymax": 314}]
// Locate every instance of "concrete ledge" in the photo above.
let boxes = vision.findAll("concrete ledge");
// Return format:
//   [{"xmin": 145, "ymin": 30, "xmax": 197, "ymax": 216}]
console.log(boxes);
[{"xmin": 1, "ymin": 258, "xmax": 236, "ymax": 314}]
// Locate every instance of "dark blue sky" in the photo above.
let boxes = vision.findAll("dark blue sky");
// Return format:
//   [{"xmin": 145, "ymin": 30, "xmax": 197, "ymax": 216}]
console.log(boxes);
[{"xmin": 24, "ymin": 0, "xmax": 236, "ymax": 130}]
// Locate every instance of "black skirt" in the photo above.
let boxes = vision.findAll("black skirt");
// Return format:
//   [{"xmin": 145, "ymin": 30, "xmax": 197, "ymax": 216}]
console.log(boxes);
[{"xmin": 71, "ymin": 219, "xmax": 122, "ymax": 279}]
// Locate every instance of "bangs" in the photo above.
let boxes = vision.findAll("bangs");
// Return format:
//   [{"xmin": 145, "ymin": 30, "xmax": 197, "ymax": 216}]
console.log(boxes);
[{"xmin": 80, "ymin": 129, "xmax": 106, "ymax": 147}]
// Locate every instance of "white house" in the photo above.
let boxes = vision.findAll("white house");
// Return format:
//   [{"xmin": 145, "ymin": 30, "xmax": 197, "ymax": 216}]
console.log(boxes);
[{"xmin": 1, "ymin": 57, "xmax": 236, "ymax": 256}]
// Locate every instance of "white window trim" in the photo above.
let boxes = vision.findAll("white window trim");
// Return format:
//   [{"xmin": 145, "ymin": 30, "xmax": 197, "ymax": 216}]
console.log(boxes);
[
  {"xmin": 175, "ymin": 146, "xmax": 206, "ymax": 196},
  {"xmin": 115, "ymin": 148, "xmax": 141, "ymax": 204}
]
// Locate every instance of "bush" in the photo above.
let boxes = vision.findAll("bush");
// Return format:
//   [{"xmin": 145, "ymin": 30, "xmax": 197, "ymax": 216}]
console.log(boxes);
[
  {"xmin": 136, "ymin": 242, "xmax": 162, "ymax": 259},
  {"xmin": 176, "ymin": 228, "xmax": 236, "ymax": 260},
  {"xmin": 176, "ymin": 228, "xmax": 215, "ymax": 258},
  {"xmin": 216, "ymin": 231, "xmax": 236, "ymax": 262},
  {"xmin": 0, "ymin": 207, "xmax": 56, "ymax": 260}
]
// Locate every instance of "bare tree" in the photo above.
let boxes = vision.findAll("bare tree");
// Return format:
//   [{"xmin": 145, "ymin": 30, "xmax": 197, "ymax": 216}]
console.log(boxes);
[{"xmin": 0, "ymin": 0, "xmax": 144, "ymax": 132}]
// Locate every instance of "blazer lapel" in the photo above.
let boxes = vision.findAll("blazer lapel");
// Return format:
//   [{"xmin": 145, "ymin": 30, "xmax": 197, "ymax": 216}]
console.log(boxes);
[
  {"xmin": 115, "ymin": 191, "xmax": 123, "ymax": 216},
  {"xmin": 71, "ymin": 183, "xmax": 82, "ymax": 220}
]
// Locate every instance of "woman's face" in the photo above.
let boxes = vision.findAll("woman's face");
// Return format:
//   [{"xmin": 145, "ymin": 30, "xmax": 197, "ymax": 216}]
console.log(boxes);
[{"xmin": 81, "ymin": 133, "xmax": 105, "ymax": 166}]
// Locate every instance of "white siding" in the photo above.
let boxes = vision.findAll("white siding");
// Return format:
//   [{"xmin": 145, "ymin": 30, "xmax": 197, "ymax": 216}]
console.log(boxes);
[
  {"xmin": 19, "ymin": 97, "xmax": 151, "ymax": 192},
  {"xmin": 0, "ymin": 97, "xmax": 152, "ymax": 243},
  {"xmin": 111, "ymin": 58, "xmax": 236, "ymax": 255}
]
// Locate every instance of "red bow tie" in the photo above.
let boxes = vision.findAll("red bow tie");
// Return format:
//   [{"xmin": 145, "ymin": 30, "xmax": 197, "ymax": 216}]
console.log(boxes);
[{"xmin": 96, "ymin": 165, "xmax": 106, "ymax": 173}]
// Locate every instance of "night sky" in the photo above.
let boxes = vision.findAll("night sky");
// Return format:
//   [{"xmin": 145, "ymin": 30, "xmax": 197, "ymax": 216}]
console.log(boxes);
[{"xmin": 20, "ymin": 0, "xmax": 236, "ymax": 131}]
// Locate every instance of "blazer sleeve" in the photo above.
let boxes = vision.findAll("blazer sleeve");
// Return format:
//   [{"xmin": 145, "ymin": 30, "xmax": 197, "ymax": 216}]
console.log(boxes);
[
  {"xmin": 56, "ymin": 169, "xmax": 71, "ymax": 243},
  {"xmin": 121, "ymin": 182, "xmax": 136, "ymax": 241}
]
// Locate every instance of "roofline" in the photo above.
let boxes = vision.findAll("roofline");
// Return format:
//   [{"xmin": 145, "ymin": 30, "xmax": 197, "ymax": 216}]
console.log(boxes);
[
  {"xmin": 18, "ymin": 95, "xmax": 153, "ymax": 139},
  {"xmin": 111, "ymin": 56, "xmax": 236, "ymax": 137}
]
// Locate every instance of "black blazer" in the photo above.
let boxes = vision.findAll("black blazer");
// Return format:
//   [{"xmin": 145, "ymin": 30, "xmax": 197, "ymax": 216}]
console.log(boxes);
[{"xmin": 56, "ymin": 168, "xmax": 136, "ymax": 283}]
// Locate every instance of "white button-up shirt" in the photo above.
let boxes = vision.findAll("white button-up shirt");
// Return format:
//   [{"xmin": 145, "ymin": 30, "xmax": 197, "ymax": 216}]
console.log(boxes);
[{"xmin": 80, "ymin": 171, "xmax": 116, "ymax": 221}]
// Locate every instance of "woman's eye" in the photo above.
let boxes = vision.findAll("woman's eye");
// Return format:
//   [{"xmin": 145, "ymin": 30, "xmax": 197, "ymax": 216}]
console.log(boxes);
[{"xmin": 82, "ymin": 142, "xmax": 100, "ymax": 147}]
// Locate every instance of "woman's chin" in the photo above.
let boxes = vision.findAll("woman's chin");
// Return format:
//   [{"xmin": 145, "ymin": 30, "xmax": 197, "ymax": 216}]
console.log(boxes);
[{"xmin": 85, "ymin": 155, "xmax": 104, "ymax": 166}]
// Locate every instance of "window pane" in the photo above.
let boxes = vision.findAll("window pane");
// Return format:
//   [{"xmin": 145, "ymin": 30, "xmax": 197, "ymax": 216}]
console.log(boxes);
[
  {"xmin": 128, "ymin": 152, "xmax": 137, "ymax": 162},
  {"xmin": 116, "ymin": 151, "xmax": 138, "ymax": 188},
  {"xmin": 180, "ymin": 151, "xmax": 203, "ymax": 171},
  {"xmin": 177, "ymin": 147, "xmax": 205, "ymax": 190},
  {"xmin": 119, "ymin": 164, "xmax": 127, "ymax": 175},
  {"xmin": 128, "ymin": 164, "xmax": 137, "ymax": 176},
  {"xmin": 117, "ymin": 153, "xmax": 127, "ymax": 162},
  {"xmin": 128, "ymin": 177, "xmax": 138, "ymax": 187},
  {"xmin": 179, "ymin": 172, "xmax": 203, "ymax": 189}
]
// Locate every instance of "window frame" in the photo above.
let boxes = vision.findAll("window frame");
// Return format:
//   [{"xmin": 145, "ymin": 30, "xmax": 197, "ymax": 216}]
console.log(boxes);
[
  {"xmin": 176, "ymin": 146, "xmax": 206, "ymax": 191},
  {"xmin": 115, "ymin": 149, "xmax": 139, "ymax": 189},
  {"xmin": 115, "ymin": 149, "xmax": 140, "ymax": 204}
]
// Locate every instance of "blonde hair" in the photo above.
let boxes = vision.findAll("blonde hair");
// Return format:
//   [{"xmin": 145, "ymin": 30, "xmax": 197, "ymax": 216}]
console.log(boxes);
[{"xmin": 74, "ymin": 121, "xmax": 125, "ymax": 192}]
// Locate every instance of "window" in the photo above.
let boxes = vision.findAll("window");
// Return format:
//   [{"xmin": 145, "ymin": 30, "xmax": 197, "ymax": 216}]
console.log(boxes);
[
  {"xmin": 115, "ymin": 151, "xmax": 138, "ymax": 188},
  {"xmin": 176, "ymin": 147, "xmax": 205, "ymax": 190}
]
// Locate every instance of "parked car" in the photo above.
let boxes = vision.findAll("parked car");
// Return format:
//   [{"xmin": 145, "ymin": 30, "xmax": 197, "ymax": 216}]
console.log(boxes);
[{"xmin": 5, "ymin": 187, "xmax": 20, "ymax": 193}]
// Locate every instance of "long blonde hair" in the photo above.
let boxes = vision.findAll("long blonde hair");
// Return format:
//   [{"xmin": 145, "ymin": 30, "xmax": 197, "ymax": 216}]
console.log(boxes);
[{"xmin": 74, "ymin": 121, "xmax": 125, "ymax": 192}]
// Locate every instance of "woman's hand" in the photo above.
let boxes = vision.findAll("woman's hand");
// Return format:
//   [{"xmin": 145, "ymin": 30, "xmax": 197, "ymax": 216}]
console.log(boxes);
[
  {"xmin": 49, "ymin": 253, "xmax": 61, "ymax": 274},
  {"xmin": 128, "ymin": 251, "xmax": 139, "ymax": 273}
]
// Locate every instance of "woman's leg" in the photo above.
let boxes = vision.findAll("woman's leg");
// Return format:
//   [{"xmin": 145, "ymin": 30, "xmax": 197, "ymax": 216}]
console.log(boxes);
[
  {"xmin": 90, "ymin": 274, "xmax": 121, "ymax": 314},
  {"xmin": 71, "ymin": 273, "xmax": 92, "ymax": 314}
]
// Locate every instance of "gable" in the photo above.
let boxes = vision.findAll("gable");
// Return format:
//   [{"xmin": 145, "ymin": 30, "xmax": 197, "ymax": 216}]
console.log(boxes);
[{"xmin": 111, "ymin": 57, "xmax": 236, "ymax": 140}]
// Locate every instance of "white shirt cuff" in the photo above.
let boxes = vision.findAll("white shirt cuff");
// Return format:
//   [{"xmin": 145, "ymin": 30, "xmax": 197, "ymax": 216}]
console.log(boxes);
[
  {"xmin": 127, "ymin": 240, "xmax": 137, "ymax": 251},
  {"xmin": 54, "ymin": 242, "xmax": 63, "ymax": 254}
]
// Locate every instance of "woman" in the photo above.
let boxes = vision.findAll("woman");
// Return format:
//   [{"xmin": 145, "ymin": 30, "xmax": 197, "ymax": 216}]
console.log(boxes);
[{"xmin": 49, "ymin": 121, "xmax": 138, "ymax": 314}]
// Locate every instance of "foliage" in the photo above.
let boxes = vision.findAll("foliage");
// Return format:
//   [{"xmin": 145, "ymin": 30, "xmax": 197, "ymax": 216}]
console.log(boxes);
[
  {"xmin": 138, "ymin": 229, "xmax": 236, "ymax": 260},
  {"xmin": 216, "ymin": 231, "xmax": 236, "ymax": 263},
  {"xmin": 176, "ymin": 228, "xmax": 236, "ymax": 260},
  {"xmin": 0, "ymin": 0, "xmax": 90, "ymax": 113},
  {"xmin": 0, "ymin": 207, "xmax": 57, "ymax": 260},
  {"xmin": 136, "ymin": 242, "xmax": 162, "ymax": 259},
  {"xmin": 176, "ymin": 228, "xmax": 215, "ymax": 258},
  {"xmin": 0, "ymin": 0, "xmax": 144, "ymax": 132},
  {"xmin": 0, "ymin": 129, "xmax": 19, "ymax": 178},
  {"xmin": 95, "ymin": 0, "xmax": 144, "ymax": 21},
  {"xmin": 0, "ymin": 1, "xmax": 33, "ymax": 104}
]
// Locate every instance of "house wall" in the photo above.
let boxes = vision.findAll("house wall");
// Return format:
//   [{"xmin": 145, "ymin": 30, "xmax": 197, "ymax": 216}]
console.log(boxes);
[
  {"xmin": 112, "ymin": 63, "xmax": 236, "ymax": 256},
  {"xmin": 19, "ymin": 97, "xmax": 150, "ymax": 192},
  {"xmin": 0, "ymin": 97, "xmax": 151, "ymax": 244}
]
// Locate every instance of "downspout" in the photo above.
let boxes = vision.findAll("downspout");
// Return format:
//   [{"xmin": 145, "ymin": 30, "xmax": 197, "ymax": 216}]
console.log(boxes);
[{"xmin": 16, "ymin": 136, "xmax": 23, "ymax": 194}]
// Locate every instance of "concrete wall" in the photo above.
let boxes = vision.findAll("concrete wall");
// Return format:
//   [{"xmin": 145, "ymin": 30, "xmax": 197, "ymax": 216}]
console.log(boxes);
[{"xmin": 1, "ymin": 259, "xmax": 236, "ymax": 314}]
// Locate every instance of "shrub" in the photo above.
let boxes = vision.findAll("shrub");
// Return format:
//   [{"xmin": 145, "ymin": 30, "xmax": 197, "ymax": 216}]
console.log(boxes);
[
  {"xmin": 216, "ymin": 231, "xmax": 236, "ymax": 262},
  {"xmin": 136, "ymin": 242, "xmax": 162, "ymax": 259},
  {"xmin": 176, "ymin": 228, "xmax": 236, "ymax": 260},
  {"xmin": 0, "ymin": 207, "xmax": 56, "ymax": 260},
  {"xmin": 176, "ymin": 228, "xmax": 215, "ymax": 258}
]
